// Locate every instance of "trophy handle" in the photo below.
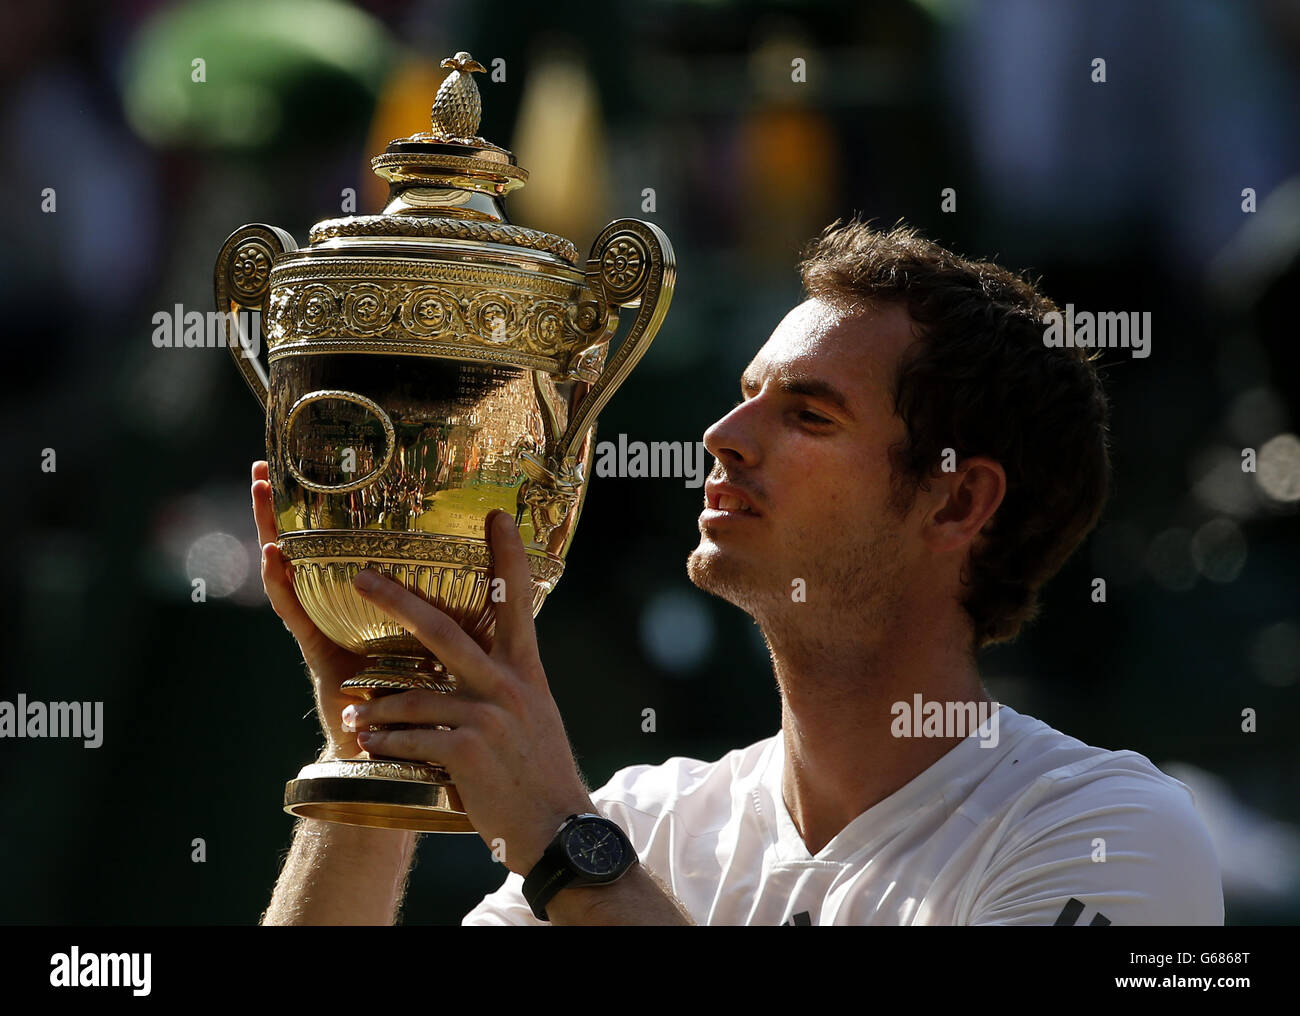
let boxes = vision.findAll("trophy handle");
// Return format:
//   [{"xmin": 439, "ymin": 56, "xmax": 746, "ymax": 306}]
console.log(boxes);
[
  {"xmin": 555, "ymin": 219, "xmax": 676, "ymax": 464},
  {"xmin": 214, "ymin": 223, "xmax": 299, "ymax": 408}
]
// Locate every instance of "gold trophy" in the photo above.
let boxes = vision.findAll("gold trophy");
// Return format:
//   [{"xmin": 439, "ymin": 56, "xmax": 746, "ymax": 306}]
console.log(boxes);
[{"xmin": 214, "ymin": 52, "xmax": 674, "ymax": 832}]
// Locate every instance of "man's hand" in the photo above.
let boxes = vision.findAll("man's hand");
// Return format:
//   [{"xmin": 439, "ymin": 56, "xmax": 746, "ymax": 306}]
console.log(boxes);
[
  {"xmin": 251, "ymin": 460, "xmax": 368, "ymax": 759},
  {"xmin": 344, "ymin": 509, "xmax": 596, "ymax": 875}
]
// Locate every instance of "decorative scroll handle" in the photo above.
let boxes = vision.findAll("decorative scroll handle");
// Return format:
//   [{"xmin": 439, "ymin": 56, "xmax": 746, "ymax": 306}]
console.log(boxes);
[
  {"xmin": 555, "ymin": 219, "xmax": 676, "ymax": 464},
  {"xmin": 214, "ymin": 223, "xmax": 299, "ymax": 409}
]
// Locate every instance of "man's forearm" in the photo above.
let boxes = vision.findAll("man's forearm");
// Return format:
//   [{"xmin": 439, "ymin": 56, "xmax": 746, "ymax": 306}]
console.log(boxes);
[
  {"xmin": 261, "ymin": 808, "xmax": 419, "ymax": 925},
  {"xmin": 546, "ymin": 863, "xmax": 695, "ymax": 926}
]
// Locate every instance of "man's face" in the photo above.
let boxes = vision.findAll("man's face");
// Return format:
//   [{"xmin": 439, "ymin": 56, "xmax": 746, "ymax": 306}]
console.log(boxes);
[{"xmin": 686, "ymin": 297, "xmax": 922, "ymax": 627}]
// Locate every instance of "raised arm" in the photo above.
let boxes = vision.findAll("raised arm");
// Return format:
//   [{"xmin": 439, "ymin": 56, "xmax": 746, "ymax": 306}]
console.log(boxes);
[
  {"xmin": 261, "ymin": 775, "xmax": 420, "ymax": 925},
  {"xmin": 251, "ymin": 460, "xmax": 418, "ymax": 925}
]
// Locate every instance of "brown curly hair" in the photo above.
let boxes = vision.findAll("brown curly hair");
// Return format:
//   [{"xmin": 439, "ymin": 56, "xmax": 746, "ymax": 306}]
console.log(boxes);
[{"xmin": 799, "ymin": 218, "xmax": 1111, "ymax": 649}]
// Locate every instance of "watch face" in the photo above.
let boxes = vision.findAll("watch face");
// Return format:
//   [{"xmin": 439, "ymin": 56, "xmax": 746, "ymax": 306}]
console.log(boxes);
[{"xmin": 563, "ymin": 820, "xmax": 628, "ymax": 877}]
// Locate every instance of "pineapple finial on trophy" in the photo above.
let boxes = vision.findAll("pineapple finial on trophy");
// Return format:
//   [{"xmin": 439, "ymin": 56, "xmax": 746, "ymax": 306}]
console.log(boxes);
[{"xmin": 432, "ymin": 51, "xmax": 489, "ymax": 141}]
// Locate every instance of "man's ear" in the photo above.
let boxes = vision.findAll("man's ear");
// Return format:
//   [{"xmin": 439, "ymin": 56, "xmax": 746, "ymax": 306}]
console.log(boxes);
[{"xmin": 923, "ymin": 456, "xmax": 1006, "ymax": 554}]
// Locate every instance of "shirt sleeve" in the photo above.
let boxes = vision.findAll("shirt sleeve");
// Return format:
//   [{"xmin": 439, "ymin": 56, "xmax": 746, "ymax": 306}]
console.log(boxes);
[
  {"xmin": 965, "ymin": 766, "xmax": 1224, "ymax": 926},
  {"xmin": 461, "ymin": 869, "xmax": 544, "ymax": 926}
]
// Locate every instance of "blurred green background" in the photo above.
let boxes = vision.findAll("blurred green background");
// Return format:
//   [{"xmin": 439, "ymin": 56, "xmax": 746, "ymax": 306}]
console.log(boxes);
[{"xmin": 2, "ymin": 0, "xmax": 1298, "ymax": 924}]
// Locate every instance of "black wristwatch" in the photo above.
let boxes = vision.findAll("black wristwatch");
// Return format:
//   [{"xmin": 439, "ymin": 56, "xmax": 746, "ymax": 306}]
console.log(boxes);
[{"xmin": 522, "ymin": 813, "xmax": 637, "ymax": 922}]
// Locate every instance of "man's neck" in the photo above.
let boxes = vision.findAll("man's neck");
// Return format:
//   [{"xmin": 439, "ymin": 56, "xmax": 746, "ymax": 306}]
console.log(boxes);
[{"xmin": 761, "ymin": 608, "xmax": 989, "ymax": 857}]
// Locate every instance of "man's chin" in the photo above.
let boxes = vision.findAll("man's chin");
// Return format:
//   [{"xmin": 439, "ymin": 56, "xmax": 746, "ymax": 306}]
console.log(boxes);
[{"xmin": 686, "ymin": 543, "xmax": 749, "ymax": 603}]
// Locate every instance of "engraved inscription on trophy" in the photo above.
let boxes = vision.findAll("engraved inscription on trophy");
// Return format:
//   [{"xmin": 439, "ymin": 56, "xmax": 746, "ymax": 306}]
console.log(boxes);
[{"xmin": 285, "ymin": 390, "xmax": 395, "ymax": 494}]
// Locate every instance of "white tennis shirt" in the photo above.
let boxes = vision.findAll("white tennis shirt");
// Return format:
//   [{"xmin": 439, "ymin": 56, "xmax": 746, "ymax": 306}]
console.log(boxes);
[{"xmin": 462, "ymin": 704, "xmax": 1223, "ymax": 925}]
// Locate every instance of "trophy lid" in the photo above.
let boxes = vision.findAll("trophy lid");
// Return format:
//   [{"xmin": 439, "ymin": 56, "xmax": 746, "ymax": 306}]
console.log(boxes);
[
  {"xmin": 372, "ymin": 52, "xmax": 526, "ymax": 196},
  {"xmin": 309, "ymin": 51, "xmax": 578, "ymax": 264}
]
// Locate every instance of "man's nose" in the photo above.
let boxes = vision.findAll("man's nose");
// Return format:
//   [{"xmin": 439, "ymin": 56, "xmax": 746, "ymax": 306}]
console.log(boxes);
[{"xmin": 703, "ymin": 401, "xmax": 760, "ymax": 468}]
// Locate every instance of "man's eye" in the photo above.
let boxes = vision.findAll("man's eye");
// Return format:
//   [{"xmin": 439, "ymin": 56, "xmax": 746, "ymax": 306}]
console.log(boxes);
[{"xmin": 799, "ymin": 410, "xmax": 831, "ymax": 425}]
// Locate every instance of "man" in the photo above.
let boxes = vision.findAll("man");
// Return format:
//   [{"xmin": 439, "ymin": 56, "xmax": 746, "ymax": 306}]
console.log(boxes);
[{"xmin": 257, "ymin": 219, "xmax": 1223, "ymax": 926}]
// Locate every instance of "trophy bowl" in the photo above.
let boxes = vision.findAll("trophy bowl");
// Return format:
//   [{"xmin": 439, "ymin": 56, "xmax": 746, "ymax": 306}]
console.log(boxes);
[{"xmin": 214, "ymin": 52, "xmax": 674, "ymax": 832}]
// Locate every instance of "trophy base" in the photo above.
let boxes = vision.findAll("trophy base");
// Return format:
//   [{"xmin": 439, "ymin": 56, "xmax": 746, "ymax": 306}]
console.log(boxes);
[{"xmin": 284, "ymin": 757, "xmax": 476, "ymax": 833}]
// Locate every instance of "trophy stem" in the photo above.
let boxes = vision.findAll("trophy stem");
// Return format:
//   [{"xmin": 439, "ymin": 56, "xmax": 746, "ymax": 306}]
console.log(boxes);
[
  {"xmin": 343, "ymin": 653, "xmax": 458, "ymax": 696},
  {"xmin": 283, "ymin": 652, "xmax": 476, "ymax": 832}
]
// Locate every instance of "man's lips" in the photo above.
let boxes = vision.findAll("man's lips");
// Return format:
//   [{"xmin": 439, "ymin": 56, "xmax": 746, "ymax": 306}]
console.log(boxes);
[{"xmin": 703, "ymin": 481, "xmax": 762, "ymax": 517}]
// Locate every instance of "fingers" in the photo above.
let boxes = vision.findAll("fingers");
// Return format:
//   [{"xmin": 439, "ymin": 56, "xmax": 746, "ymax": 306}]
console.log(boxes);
[
  {"xmin": 260, "ymin": 541, "xmax": 318, "ymax": 643},
  {"xmin": 352, "ymin": 570, "xmax": 492, "ymax": 690},
  {"xmin": 344, "ymin": 689, "xmax": 475, "ymax": 730},
  {"xmin": 356, "ymin": 725, "xmax": 461, "ymax": 766},
  {"xmin": 252, "ymin": 459, "xmax": 268, "ymax": 483},
  {"xmin": 251, "ymin": 475, "xmax": 278, "ymax": 550},
  {"xmin": 485, "ymin": 510, "xmax": 538, "ymax": 663}
]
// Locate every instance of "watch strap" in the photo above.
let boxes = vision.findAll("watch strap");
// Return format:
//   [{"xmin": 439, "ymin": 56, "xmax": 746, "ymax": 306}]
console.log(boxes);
[{"xmin": 522, "ymin": 813, "xmax": 584, "ymax": 922}]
